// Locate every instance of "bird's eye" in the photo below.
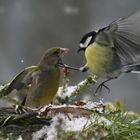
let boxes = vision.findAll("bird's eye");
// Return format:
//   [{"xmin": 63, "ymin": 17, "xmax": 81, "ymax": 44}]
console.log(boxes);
[{"xmin": 54, "ymin": 50, "xmax": 59, "ymax": 54}]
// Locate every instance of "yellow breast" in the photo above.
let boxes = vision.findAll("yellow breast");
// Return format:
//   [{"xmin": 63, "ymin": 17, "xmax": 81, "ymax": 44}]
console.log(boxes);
[{"xmin": 85, "ymin": 42, "xmax": 110, "ymax": 76}]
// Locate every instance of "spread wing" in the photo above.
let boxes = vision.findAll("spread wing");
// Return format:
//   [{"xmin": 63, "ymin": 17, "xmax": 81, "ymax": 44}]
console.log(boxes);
[
  {"xmin": 98, "ymin": 10, "xmax": 140, "ymax": 66},
  {"xmin": 5, "ymin": 66, "xmax": 38, "ymax": 95}
]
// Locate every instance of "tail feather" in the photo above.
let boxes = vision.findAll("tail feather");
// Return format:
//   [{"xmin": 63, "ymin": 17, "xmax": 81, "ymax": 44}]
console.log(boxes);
[
  {"xmin": 122, "ymin": 63, "xmax": 140, "ymax": 73},
  {"xmin": 131, "ymin": 65, "xmax": 140, "ymax": 73}
]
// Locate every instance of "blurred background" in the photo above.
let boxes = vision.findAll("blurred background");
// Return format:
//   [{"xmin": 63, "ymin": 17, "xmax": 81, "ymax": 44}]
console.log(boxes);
[{"xmin": 0, "ymin": 0, "xmax": 140, "ymax": 112}]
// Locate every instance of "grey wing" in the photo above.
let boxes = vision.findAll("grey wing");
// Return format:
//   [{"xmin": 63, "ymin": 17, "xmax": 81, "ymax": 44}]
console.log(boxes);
[{"xmin": 108, "ymin": 10, "xmax": 140, "ymax": 66}]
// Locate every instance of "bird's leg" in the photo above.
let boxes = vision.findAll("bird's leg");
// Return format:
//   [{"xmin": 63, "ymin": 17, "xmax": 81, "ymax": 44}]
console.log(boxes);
[{"xmin": 95, "ymin": 78, "xmax": 114, "ymax": 94}]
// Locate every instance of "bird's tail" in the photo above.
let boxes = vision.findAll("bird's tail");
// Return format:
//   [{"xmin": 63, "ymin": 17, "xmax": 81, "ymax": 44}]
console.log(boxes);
[
  {"xmin": 122, "ymin": 63, "xmax": 140, "ymax": 73},
  {"xmin": 131, "ymin": 65, "xmax": 140, "ymax": 73}
]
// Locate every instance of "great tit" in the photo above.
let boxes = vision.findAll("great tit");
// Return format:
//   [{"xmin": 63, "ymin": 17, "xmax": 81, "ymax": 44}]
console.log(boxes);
[
  {"xmin": 4, "ymin": 47, "xmax": 69, "ymax": 108},
  {"xmin": 78, "ymin": 10, "xmax": 140, "ymax": 82}
]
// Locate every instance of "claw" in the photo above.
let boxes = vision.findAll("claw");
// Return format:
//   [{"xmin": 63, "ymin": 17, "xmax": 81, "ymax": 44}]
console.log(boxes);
[{"xmin": 95, "ymin": 79, "xmax": 113, "ymax": 94}]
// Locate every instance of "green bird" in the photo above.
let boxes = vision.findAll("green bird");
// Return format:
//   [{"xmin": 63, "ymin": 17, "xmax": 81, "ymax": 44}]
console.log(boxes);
[
  {"xmin": 4, "ymin": 47, "xmax": 69, "ymax": 108},
  {"xmin": 78, "ymin": 10, "xmax": 140, "ymax": 91}
]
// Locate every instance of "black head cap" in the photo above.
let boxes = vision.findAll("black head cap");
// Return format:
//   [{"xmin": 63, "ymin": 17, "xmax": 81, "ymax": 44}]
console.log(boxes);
[{"xmin": 77, "ymin": 31, "xmax": 97, "ymax": 53}]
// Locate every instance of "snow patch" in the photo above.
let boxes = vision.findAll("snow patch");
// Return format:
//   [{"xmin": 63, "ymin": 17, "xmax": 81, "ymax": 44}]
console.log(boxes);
[{"xmin": 32, "ymin": 113, "xmax": 89, "ymax": 140}]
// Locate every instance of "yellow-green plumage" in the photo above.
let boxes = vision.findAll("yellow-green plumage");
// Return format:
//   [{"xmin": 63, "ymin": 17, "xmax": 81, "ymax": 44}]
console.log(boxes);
[
  {"xmin": 85, "ymin": 42, "xmax": 112, "ymax": 77},
  {"xmin": 24, "ymin": 47, "xmax": 67, "ymax": 108},
  {"xmin": 4, "ymin": 47, "xmax": 68, "ymax": 108},
  {"xmin": 25, "ymin": 67, "xmax": 60, "ymax": 107}
]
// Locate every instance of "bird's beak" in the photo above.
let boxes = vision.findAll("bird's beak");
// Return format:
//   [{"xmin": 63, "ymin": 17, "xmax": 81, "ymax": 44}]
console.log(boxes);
[
  {"xmin": 77, "ymin": 47, "xmax": 83, "ymax": 53},
  {"xmin": 60, "ymin": 48, "xmax": 69, "ymax": 57}
]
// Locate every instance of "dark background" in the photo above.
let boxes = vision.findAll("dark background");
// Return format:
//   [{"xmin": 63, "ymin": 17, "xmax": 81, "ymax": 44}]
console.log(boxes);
[{"xmin": 0, "ymin": 0, "xmax": 140, "ymax": 112}]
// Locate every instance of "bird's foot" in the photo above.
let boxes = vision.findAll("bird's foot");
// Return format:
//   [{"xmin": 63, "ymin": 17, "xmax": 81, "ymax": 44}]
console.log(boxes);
[
  {"xmin": 95, "ymin": 82, "xmax": 110, "ymax": 94},
  {"xmin": 95, "ymin": 79, "xmax": 112, "ymax": 94}
]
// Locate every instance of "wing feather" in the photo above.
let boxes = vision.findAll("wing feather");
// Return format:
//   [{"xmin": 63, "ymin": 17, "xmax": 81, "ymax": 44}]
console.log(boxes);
[
  {"xmin": 108, "ymin": 10, "xmax": 140, "ymax": 65},
  {"xmin": 4, "ymin": 66, "xmax": 38, "ymax": 96}
]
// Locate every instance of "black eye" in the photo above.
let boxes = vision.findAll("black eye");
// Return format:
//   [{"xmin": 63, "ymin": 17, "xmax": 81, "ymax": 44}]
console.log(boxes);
[
  {"xmin": 53, "ymin": 50, "xmax": 58, "ymax": 53},
  {"xmin": 53, "ymin": 50, "xmax": 60, "ymax": 56}
]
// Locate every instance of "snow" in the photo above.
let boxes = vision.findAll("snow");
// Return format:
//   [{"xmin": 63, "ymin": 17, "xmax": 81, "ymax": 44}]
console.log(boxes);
[
  {"xmin": 61, "ymin": 114, "xmax": 89, "ymax": 131},
  {"xmin": 57, "ymin": 79, "xmax": 90, "ymax": 98},
  {"xmin": 33, "ymin": 110, "xmax": 112, "ymax": 140},
  {"xmin": 100, "ymin": 117, "xmax": 112, "ymax": 126},
  {"xmin": 33, "ymin": 99, "xmax": 106, "ymax": 140},
  {"xmin": 33, "ymin": 79, "xmax": 106, "ymax": 139},
  {"xmin": 17, "ymin": 136, "xmax": 22, "ymax": 140},
  {"xmin": 32, "ymin": 113, "xmax": 89, "ymax": 140},
  {"xmin": 131, "ymin": 117, "xmax": 140, "ymax": 124},
  {"xmin": 20, "ymin": 59, "xmax": 24, "ymax": 63},
  {"xmin": 57, "ymin": 86, "xmax": 76, "ymax": 98}
]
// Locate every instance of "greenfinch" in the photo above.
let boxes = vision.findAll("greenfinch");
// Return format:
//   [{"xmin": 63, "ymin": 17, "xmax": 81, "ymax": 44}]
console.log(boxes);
[{"xmin": 4, "ymin": 47, "xmax": 69, "ymax": 108}]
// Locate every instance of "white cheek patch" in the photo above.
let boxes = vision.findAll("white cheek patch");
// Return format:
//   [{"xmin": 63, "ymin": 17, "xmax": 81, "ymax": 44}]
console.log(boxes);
[
  {"xmin": 81, "ymin": 36, "xmax": 92, "ymax": 48},
  {"xmin": 85, "ymin": 36, "xmax": 92, "ymax": 47},
  {"xmin": 80, "ymin": 43, "xmax": 85, "ymax": 48}
]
